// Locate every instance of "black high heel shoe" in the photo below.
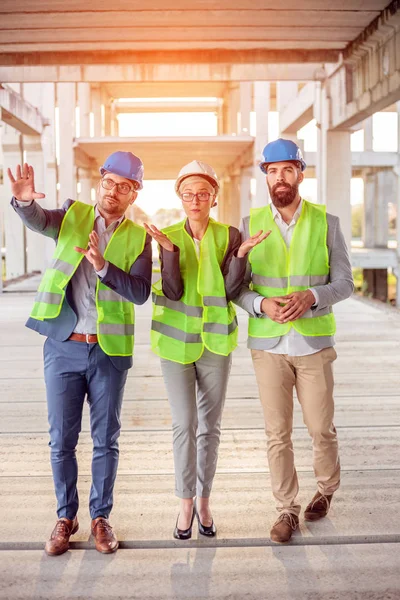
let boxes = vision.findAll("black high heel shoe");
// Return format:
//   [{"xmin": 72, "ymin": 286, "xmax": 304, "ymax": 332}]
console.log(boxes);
[
  {"xmin": 194, "ymin": 500, "xmax": 217, "ymax": 537},
  {"xmin": 173, "ymin": 506, "xmax": 195, "ymax": 540}
]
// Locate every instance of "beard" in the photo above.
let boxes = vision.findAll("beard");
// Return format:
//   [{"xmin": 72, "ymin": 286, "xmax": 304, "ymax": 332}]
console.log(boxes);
[
  {"xmin": 268, "ymin": 181, "xmax": 299, "ymax": 208},
  {"xmin": 99, "ymin": 194, "xmax": 120, "ymax": 213}
]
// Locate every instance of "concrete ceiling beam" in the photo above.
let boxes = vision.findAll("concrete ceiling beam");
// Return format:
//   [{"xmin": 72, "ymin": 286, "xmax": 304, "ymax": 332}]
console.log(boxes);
[
  {"xmin": 0, "ymin": 10, "xmax": 381, "ymax": 30},
  {"xmin": 0, "ymin": 84, "xmax": 47, "ymax": 135},
  {"xmin": 0, "ymin": 49, "xmax": 340, "ymax": 67},
  {"xmin": 279, "ymin": 82, "xmax": 316, "ymax": 134},
  {"xmin": 0, "ymin": 62, "xmax": 333, "ymax": 84},
  {"xmin": 0, "ymin": 0, "xmax": 389, "ymax": 11}
]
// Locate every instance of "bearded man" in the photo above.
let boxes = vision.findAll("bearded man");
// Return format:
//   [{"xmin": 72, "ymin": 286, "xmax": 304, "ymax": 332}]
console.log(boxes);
[{"xmin": 234, "ymin": 138, "xmax": 354, "ymax": 543}]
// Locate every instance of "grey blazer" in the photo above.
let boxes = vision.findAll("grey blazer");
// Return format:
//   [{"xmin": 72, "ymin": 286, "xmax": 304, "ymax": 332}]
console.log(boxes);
[
  {"xmin": 11, "ymin": 197, "xmax": 152, "ymax": 370},
  {"xmin": 234, "ymin": 212, "xmax": 354, "ymax": 350}
]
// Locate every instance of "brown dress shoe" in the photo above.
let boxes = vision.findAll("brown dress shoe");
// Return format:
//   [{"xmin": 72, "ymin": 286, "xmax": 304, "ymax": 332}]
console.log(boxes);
[
  {"xmin": 91, "ymin": 517, "xmax": 119, "ymax": 554},
  {"xmin": 270, "ymin": 513, "xmax": 299, "ymax": 543},
  {"xmin": 304, "ymin": 491, "xmax": 333, "ymax": 521},
  {"xmin": 45, "ymin": 517, "xmax": 79, "ymax": 556}
]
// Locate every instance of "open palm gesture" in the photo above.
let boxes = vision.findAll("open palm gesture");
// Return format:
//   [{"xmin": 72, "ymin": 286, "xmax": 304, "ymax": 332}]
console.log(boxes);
[
  {"xmin": 237, "ymin": 229, "xmax": 271, "ymax": 258},
  {"xmin": 144, "ymin": 223, "xmax": 174, "ymax": 252},
  {"xmin": 7, "ymin": 163, "xmax": 45, "ymax": 202}
]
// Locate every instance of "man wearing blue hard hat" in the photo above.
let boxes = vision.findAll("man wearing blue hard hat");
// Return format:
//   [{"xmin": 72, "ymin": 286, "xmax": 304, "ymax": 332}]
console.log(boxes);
[
  {"xmin": 234, "ymin": 138, "xmax": 354, "ymax": 543},
  {"xmin": 8, "ymin": 151, "xmax": 152, "ymax": 555}
]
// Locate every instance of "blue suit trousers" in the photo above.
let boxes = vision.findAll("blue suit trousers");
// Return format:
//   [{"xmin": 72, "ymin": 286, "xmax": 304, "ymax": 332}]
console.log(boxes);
[{"xmin": 43, "ymin": 338, "xmax": 128, "ymax": 520}]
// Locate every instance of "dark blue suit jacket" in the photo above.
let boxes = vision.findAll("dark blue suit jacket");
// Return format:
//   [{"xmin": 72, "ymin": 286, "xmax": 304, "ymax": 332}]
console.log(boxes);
[{"xmin": 11, "ymin": 198, "xmax": 152, "ymax": 370}]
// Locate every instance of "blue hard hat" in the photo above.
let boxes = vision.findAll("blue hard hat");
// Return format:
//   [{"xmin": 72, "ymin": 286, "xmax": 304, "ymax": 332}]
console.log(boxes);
[
  {"xmin": 100, "ymin": 151, "xmax": 144, "ymax": 190},
  {"xmin": 259, "ymin": 138, "xmax": 306, "ymax": 173}
]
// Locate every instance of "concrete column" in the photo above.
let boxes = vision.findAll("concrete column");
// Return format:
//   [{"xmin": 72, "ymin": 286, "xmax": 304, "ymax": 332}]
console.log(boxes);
[
  {"xmin": 78, "ymin": 82, "xmax": 91, "ymax": 138},
  {"xmin": 323, "ymin": 130, "xmax": 352, "ymax": 247},
  {"xmin": 276, "ymin": 82, "xmax": 299, "ymax": 114},
  {"xmin": 364, "ymin": 117, "xmax": 373, "ymax": 151},
  {"xmin": 225, "ymin": 85, "xmax": 240, "ymax": 135},
  {"xmin": 253, "ymin": 82, "xmax": 270, "ymax": 208},
  {"xmin": 240, "ymin": 170, "xmax": 252, "ymax": 221},
  {"xmin": 0, "ymin": 124, "xmax": 4, "ymax": 291},
  {"xmin": 102, "ymin": 88, "xmax": 112, "ymax": 137},
  {"xmin": 219, "ymin": 177, "xmax": 240, "ymax": 226},
  {"xmin": 91, "ymin": 85, "xmax": 102, "ymax": 137},
  {"xmin": 363, "ymin": 171, "xmax": 376, "ymax": 248},
  {"xmin": 110, "ymin": 101, "xmax": 118, "ymax": 136},
  {"xmin": 396, "ymin": 102, "xmax": 400, "ymax": 306},
  {"xmin": 57, "ymin": 82, "xmax": 77, "ymax": 202},
  {"xmin": 3, "ymin": 125, "xmax": 25, "ymax": 279},
  {"xmin": 239, "ymin": 83, "xmax": 252, "ymax": 135},
  {"xmin": 78, "ymin": 167, "xmax": 93, "ymax": 204},
  {"xmin": 229, "ymin": 175, "xmax": 241, "ymax": 227},
  {"xmin": 22, "ymin": 83, "xmax": 54, "ymax": 273},
  {"xmin": 318, "ymin": 85, "xmax": 352, "ymax": 247},
  {"xmin": 375, "ymin": 171, "xmax": 392, "ymax": 247},
  {"xmin": 23, "ymin": 134, "xmax": 46, "ymax": 272}
]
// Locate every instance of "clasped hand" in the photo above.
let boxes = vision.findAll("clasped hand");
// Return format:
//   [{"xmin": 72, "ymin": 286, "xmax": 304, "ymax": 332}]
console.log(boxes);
[{"xmin": 261, "ymin": 290, "xmax": 315, "ymax": 323}]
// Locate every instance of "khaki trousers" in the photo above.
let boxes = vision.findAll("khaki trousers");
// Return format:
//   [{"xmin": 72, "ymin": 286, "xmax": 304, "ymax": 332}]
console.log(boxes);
[{"xmin": 251, "ymin": 347, "xmax": 340, "ymax": 517}]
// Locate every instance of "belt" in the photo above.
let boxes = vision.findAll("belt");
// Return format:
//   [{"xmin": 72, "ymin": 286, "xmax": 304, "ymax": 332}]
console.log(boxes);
[{"xmin": 69, "ymin": 332, "xmax": 98, "ymax": 344}]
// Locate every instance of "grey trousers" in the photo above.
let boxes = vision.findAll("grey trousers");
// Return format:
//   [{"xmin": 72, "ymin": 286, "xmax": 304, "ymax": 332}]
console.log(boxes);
[{"xmin": 161, "ymin": 349, "xmax": 232, "ymax": 499}]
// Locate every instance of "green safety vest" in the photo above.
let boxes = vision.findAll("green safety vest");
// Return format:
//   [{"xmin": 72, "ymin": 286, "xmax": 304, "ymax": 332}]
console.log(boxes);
[
  {"xmin": 151, "ymin": 218, "xmax": 238, "ymax": 364},
  {"xmin": 248, "ymin": 200, "xmax": 336, "ymax": 340},
  {"xmin": 30, "ymin": 201, "xmax": 146, "ymax": 357}
]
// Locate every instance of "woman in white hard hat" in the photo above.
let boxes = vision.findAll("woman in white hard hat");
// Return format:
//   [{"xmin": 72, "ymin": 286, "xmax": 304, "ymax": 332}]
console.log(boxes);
[{"xmin": 144, "ymin": 160, "xmax": 269, "ymax": 540}]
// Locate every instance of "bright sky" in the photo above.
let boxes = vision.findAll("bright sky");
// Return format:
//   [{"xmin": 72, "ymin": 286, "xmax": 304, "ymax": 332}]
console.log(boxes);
[{"xmin": 118, "ymin": 104, "xmax": 399, "ymax": 215}]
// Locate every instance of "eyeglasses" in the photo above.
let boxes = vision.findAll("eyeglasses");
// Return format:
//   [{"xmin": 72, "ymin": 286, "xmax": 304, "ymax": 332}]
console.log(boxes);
[
  {"xmin": 101, "ymin": 177, "xmax": 135, "ymax": 195},
  {"xmin": 181, "ymin": 192, "xmax": 213, "ymax": 203}
]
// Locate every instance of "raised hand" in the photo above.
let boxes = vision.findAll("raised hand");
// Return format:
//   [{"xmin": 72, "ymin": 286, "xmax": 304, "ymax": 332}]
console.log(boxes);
[
  {"xmin": 74, "ymin": 230, "xmax": 105, "ymax": 272},
  {"xmin": 7, "ymin": 163, "xmax": 45, "ymax": 202},
  {"xmin": 237, "ymin": 229, "xmax": 271, "ymax": 258},
  {"xmin": 143, "ymin": 223, "xmax": 174, "ymax": 252}
]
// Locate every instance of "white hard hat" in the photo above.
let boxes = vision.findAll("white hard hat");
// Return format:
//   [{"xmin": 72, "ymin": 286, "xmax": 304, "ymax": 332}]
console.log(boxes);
[{"xmin": 175, "ymin": 160, "xmax": 219, "ymax": 196}]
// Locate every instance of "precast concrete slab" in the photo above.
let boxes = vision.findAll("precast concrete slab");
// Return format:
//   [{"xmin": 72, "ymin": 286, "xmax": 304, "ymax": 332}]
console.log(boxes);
[
  {"xmin": 1, "ymin": 290, "xmax": 400, "ymax": 598},
  {"xmin": 1, "ymin": 426, "xmax": 399, "ymax": 478},
  {"xmin": 1, "ymin": 471, "xmax": 399, "ymax": 544},
  {"xmin": 1, "ymin": 395, "xmax": 399, "ymax": 433}
]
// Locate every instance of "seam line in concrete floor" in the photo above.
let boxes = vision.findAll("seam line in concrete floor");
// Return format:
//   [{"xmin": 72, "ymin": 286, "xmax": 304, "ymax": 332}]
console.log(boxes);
[
  {"xmin": 1, "ymin": 535, "xmax": 400, "ymax": 552},
  {"xmin": 1, "ymin": 393, "xmax": 398, "ymax": 401},
  {"xmin": 2, "ymin": 424, "xmax": 400, "ymax": 435},
  {"xmin": 1, "ymin": 425, "xmax": 400, "ymax": 435},
  {"xmin": 2, "ymin": 467, "xmax": 400, "ymax": 479},
  {"xmin": 1, "ymin": 394, "xmax": 400, "ymax": 404}
]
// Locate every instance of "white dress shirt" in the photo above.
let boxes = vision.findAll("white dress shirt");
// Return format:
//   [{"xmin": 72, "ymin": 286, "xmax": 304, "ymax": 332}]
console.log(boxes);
[{"xmin": 253, "ymin": 199, "xmax": 320, "ymax": 357}]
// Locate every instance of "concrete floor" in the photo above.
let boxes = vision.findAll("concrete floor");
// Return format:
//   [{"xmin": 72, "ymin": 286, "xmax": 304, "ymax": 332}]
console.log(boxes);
[{"xmin": 1, "ymin": 280, "xmax": 400, "ymax": 599}]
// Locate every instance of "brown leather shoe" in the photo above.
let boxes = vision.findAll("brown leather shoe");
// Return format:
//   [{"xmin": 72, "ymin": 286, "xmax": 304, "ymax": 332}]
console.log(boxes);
[
  {"xmin": 91, "ymin": 517, "xmax": 119, "ymax": 554},
  {"xmin": 304, "ymin": 491, "xmax": 333, "ymax": 521},
  {"xmin": 45, "ymin": 517, "xmax": 79, "ymax": 556},
  {"xmin": 270, "ymin": 513, "xmax": 299, "ymax": 543}
]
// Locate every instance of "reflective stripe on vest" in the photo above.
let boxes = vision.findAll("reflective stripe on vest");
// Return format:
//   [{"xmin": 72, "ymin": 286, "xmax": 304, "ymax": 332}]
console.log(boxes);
[
  {"xmin": 30, "ymin": 201, "xmax": 146, "ymax": 356},
  {"xmin": 151, "ymin": 218, "xmax": 238, "ymax": 364},
  {"xmin": 248, "ymin": 200, "xmax": 336, "ymax": 339}
]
